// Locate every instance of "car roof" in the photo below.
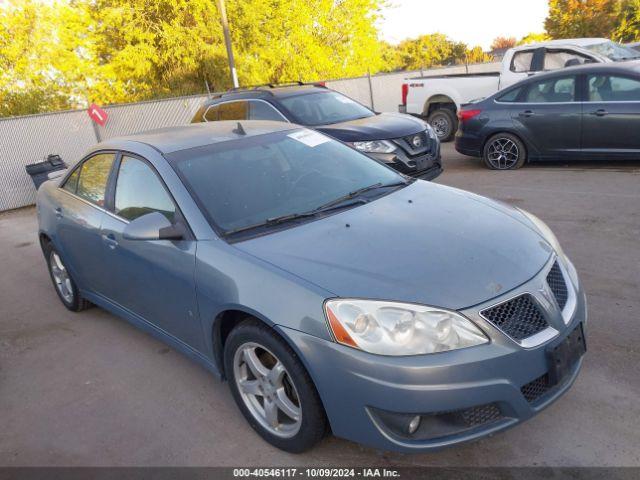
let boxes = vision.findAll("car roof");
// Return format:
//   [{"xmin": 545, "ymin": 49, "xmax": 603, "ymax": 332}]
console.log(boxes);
[
  {"xmin": 511, "ymin": 38, "xmax": 609, "ymax": 51},
  {"xmin": 202, "ymin": 85, "xmax": 328, "ymax": 105},
  {"xmin": 511, "ymin": 60, "xmax": 640, "ymax": 84},
  {"xmin": 99, "ymin": 121, "xmax": 300, "ymax": 154}
]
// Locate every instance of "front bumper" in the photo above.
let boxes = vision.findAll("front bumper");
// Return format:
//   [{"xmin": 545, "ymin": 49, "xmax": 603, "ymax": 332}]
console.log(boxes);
[
  {"xmin": 278, "ymin": 258, "xmax": 587, "ymax": 452},
  {"xmin": 368, "ymin": 142, "xmax": 442, "ymax": 180}
]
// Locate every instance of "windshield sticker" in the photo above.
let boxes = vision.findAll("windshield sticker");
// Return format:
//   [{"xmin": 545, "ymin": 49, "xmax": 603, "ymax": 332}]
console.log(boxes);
[
  {"xmin": 336, "ymin": 96, "xmax": 356, "ymax": 104},
  {"xmin": 287, "ymin": 130, "xmax": 330, "ymax": 147}
]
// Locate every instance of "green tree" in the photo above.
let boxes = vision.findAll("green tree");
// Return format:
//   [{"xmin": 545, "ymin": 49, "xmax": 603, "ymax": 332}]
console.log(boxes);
[
  {"xmin": 392, "ymin": 33, "xmax": 483, "ymax": 70},
  {"xmin": 517, "ymin": 32, "xmax": 552, "ymax": 45},
  {"xmin": 545, "ymin": 0, "xmax": 622, "ymax": 38},
  {"xmin": 0, "ymin": 0, "xmax": 387, "ymax": 116},
  {"xmin": 613, "ymin": 0, "xmax": 640, "ymax": 41}
]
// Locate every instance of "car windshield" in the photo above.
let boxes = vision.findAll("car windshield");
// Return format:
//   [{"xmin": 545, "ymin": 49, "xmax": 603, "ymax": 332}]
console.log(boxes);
[
  {"xmin": 279, "ymin": 91, "xmax": 375, "ymax": 126},
  {"xmin": 584, "ymin": 41, "xmax": 640, "ymax": 61},
  {"xmin": 168, "ymin": 129, "xmax": 405, "ymax": 237}
]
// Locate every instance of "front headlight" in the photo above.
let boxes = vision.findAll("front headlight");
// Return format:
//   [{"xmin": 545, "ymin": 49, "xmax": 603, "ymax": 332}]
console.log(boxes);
[
  {"xmin": 518, "ymin": 208, "xmax": 579, "ymax": 285},
  {"xmin": 352, "ymin": 140, "xmax": 396, "ymax": 154},
  {"xmin": 324, "ymin": 299, "xmax": 488, "ymax": 356},
  {"xmin": 517, "ymin": 208, "xmax": 564, "ymax": 257}
]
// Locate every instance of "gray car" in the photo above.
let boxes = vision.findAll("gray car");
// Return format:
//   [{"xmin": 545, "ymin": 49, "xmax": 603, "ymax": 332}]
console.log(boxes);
[
  {"xmin": 36, "ymin": 121, "xmax": 587, "ymax": 453},
  {"xmin": 455, "ymin": 61, "xmax": 640, "ymax": 169}
]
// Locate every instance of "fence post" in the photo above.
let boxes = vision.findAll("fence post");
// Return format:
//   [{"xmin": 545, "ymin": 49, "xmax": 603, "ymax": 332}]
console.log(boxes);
[
  {"xmin": 367, "ymin": 70, "xmax": 375, "ymax": 111},
  {"xmin": 90, "ymin": 117, "xmax": 102, "ymax": 143}
]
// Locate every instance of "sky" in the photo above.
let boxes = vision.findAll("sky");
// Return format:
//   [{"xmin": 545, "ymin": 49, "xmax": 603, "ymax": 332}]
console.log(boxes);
[{"xmin": 378, "ymin": 0, "xmax": 549, "ymax": 50}]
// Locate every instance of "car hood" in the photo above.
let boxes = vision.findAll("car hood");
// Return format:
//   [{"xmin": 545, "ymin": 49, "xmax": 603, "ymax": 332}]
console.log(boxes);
[
  {"xmin": 315, "ymin": 112, "xmax": 426, "ymax": 142},
  {"xmin": 233, "ymin": 182, "xmax": 553, "ymax": 310}
]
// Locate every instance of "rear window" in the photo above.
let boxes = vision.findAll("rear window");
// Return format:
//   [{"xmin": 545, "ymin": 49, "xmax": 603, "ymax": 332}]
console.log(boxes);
[
  {"xmin": 497, "ymin": 88, "xmax": 522, "ymax": 102},
  {"xmin": 279, "ymin": 91, "xmax": 374, "ymax": 126},
  {"xmin": 511, "ymin": 51, "xmax": 534, "ymax": 73}
]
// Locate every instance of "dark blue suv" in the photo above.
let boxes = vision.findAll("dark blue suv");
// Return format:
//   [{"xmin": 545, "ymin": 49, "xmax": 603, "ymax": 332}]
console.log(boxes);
[{"xmin": 192, "ymin": 83, "xmax": 442, "ymax": 179}]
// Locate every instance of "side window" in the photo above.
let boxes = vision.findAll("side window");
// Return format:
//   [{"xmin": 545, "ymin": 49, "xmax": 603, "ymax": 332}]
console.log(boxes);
[
  {"xmin": 544, "ymin": 50, "xmax": 590, "ymax": 70},
  {"xmin": 497, "ymin": 87, "xmax": 522, "ymax": 102},
  {"xmin": 204, "ymin": 105, "xmax": 219, "ymax": 122},
  {"xmin": 218, "ymin": 101, "xmax": 248, "ymax": 121},
  {"xmin": 524, "ymin": 77, "xmax": 575, "ymax": 103},
  {"xmin": 62, "ymin": 167, "xmax": 80, "ymax": 193},
  {"xmin": 249, "ymin": 101, "xmax": 286, "ymax": 121},
  {"xmin": 114, "ymin": 156, "xmax": 176, "ymax": 222},
  {"xmin": 511, "ymin": 51, "xmax": 534, "ymax": 72},
  {"xmin": 75, "ymin": 153, "xmax": 115, "ymax": 207},
  {"xmin": 588, "ymin": 75, "xmax": 640, "ymax": 102}
]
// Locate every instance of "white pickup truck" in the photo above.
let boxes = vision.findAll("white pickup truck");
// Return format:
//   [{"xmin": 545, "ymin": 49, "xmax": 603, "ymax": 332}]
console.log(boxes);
[{"xmin": 401, "ymin": 38, "xmax": 640, "ymax": 141}]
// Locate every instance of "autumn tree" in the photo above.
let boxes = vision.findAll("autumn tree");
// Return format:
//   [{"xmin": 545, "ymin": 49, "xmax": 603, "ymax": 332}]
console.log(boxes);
[
  {"xmin": 545, "ymin": 0, "xmax": 622, "ymax": 38},
  {"xmin": 490, "ymin": 36, "xmax": 516, "ymax": 50},
  {"xmin": 613, "ymin": 0, "xmax": 640, "ymax": 41},
  {"xmin": 517, "ymin": 32, "xmax": 552, "ymax": 45}
]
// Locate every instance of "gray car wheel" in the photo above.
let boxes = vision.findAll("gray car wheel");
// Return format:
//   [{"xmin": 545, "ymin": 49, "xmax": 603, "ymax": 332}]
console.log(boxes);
[
  {"xmin": 224, "ymin": 319, "xmax": 327, "ymax": 452},
  {"xmin": 483, "ymin": 133, "xmax": 527, "ymax": 170},
  {"xmin": 44, "ymin": 241, "xmax": 91, "ymax": 312}
]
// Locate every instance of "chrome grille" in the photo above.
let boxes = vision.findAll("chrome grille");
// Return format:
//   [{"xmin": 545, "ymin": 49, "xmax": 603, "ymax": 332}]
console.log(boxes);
[
  {"xmin": 481, "ymin": 294, "xmax": 549, "ymax": 341},
  {"xmin": 547, "ymin": 261, "xmax": 568, "ymax": 310}
]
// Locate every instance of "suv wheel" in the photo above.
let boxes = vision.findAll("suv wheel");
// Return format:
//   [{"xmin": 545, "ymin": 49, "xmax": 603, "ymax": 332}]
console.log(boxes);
[{"xmin": 224, "ymin": 319, "xmax": 327, "ymax": 453}]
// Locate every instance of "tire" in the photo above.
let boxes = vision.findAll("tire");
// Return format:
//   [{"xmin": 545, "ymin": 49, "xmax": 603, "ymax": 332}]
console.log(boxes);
[
  {"xmin": 44, "ymin": 241, "xmax": 91, "ymax": 312},
  {"xmin": 483, "ymin": 133, "xmax": 527, "ymax": 170},
  {"xmin": 428, "ymin": 108, "xmax": 458, "ymax": 142},
  {"xmin": 224, "ymin": 319, "xmax": 327, "ymax": 453}
]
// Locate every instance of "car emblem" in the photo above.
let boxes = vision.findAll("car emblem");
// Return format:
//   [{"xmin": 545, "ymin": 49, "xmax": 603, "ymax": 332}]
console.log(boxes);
[
  {"xmin": 411, "ymin": 135, "xmax": 422, "ymax": 148},
  {"xmin": 537, "ymin": 282, "xmax": 555, "ymax": 310}
]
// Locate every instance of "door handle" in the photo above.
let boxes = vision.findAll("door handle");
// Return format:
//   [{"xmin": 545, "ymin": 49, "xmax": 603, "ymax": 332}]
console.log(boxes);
[
  {"xmin": 519, "ymin": 110, "xmax": 535, "ymax": 118},
  {"xmin": 54, "ymin": 207, "xmax": 63, "ymax": 219},
  {"xmin": 102, "ymin": 233, "xmax": 118, "ymax": 249},
  {"xmin": 591, "ymin": 109, "xmax": 608, "ymax": 117}
]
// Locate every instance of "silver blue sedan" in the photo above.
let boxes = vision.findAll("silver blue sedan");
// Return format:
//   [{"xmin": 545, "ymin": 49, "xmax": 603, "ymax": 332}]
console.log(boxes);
[{"xmin": 36, "ymin": 121, "xmax": 587, "ymax": 453}]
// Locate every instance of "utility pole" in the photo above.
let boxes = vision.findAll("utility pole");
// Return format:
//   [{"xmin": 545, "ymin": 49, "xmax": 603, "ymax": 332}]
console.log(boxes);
[{"xmin": 216, "ymin": 0, "xmax": 239, "ymax": 88}]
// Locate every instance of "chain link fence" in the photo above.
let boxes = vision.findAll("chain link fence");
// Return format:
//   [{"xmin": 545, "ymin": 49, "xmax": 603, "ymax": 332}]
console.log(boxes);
[{"xmin": 0, "ymin": 62, "xmax": 499, "ymax": 212}]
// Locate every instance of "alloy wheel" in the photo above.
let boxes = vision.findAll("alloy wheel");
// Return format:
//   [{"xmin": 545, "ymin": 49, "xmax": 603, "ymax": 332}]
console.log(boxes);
[
  {"xmin": 233, "ymin": 342, "xmax": 302, "ymax": 438},
  {"xmin": 487, "ymin": 137, "xmax": 520, "ymax": 169},
  {"xmin": 49, "ymin": 251, "xmax": 74, "ymax": 303}
]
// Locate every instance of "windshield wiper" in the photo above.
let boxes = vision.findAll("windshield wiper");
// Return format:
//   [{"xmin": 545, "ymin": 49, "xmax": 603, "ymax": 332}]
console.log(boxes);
[
  {"xmin": 313, "ymin": 181, "xmax": 407, "ymax": 212},
  {"xmin": 223, "ymin": 181, "xmax": 409, "ymax": 237}
]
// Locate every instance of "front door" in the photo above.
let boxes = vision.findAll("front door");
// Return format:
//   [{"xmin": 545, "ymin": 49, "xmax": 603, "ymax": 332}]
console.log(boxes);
[
  {"xmin": 55, "ymin": 153, "xmax": 115, "ymax": 293},
  {"xmin": 581, "ymin": 73, "xmax": 640, "ymax": 159},
  {"xmin": 512, "ymin": 75, "xmax": 582, "ymax": 159},
  {"xmin": 98, "ymin": 154, "xmax": 204, "ymax": 352}
]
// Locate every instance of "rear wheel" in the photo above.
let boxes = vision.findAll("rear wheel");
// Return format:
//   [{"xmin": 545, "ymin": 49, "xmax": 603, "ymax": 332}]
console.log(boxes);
[
  {"xmin": 44, "ymin": 242, "xmax": 91, "ymax": 312},
  {"xmin": 428, "ymin": 108, "xmax": 458, "ymax": 142},
  {"xmin": 483, "ymin": 133, "xmax": 527, "ymax": 170},
  {"xmin": 224, "ymin": 320, "xmax": 327, "ymax": 453}
]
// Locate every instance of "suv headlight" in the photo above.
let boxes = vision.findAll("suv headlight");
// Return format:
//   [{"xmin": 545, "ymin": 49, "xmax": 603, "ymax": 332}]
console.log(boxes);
[
  {"xmin": 324, "ymin": 299, "xmax": 488, "ymax": 356},
  {"xmin": 352, "ymin": 140, "xmax": 396, "ymax": 154},
  {"xmin": 424, "ymin": 123, "xmax": 437, "ymax": 139}
]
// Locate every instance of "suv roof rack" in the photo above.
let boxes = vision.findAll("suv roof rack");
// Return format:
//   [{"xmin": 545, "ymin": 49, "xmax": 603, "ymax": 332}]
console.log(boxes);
[{"xmin": 225, "ymin": 81, "xmax": 327, "ymax": 94}]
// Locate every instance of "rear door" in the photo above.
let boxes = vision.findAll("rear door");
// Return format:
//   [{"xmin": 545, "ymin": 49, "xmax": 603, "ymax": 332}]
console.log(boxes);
[
  {"xmin": 581, "ymin": 72, "xmax": 640, "ymax": 158},
  {"xmin": 56, "ymin": 153, "xmax": 115, "ymax": 292},
  {"xmin": 512, "ymin": 75, "xmax": 582, "ymax": 158},
  {"xmin": 98, "ymin": 154, "xmax": 204, "ymax": 351}
]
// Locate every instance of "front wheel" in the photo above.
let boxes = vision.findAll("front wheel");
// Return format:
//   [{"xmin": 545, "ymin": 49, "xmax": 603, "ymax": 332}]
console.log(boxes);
[
  {"xmin": 44, "ymin": 242, "xmax": 91, "ymax": 311},
  {"xmin": 224, "ymin": 320, "xmax": 327, "ymax": 453},
  {"xmin": 483, "ymin": 133, "xmax": 527, "ymax": 170},
  {"xmin": 428, "ymin": 108, "xmax": 458, "ymax": 142}
]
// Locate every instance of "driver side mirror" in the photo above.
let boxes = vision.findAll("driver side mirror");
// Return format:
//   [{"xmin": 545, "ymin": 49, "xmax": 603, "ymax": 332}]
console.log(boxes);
[{"xmin": 123, "ymin": 212, "xmax": 184, "ymax": 241}]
